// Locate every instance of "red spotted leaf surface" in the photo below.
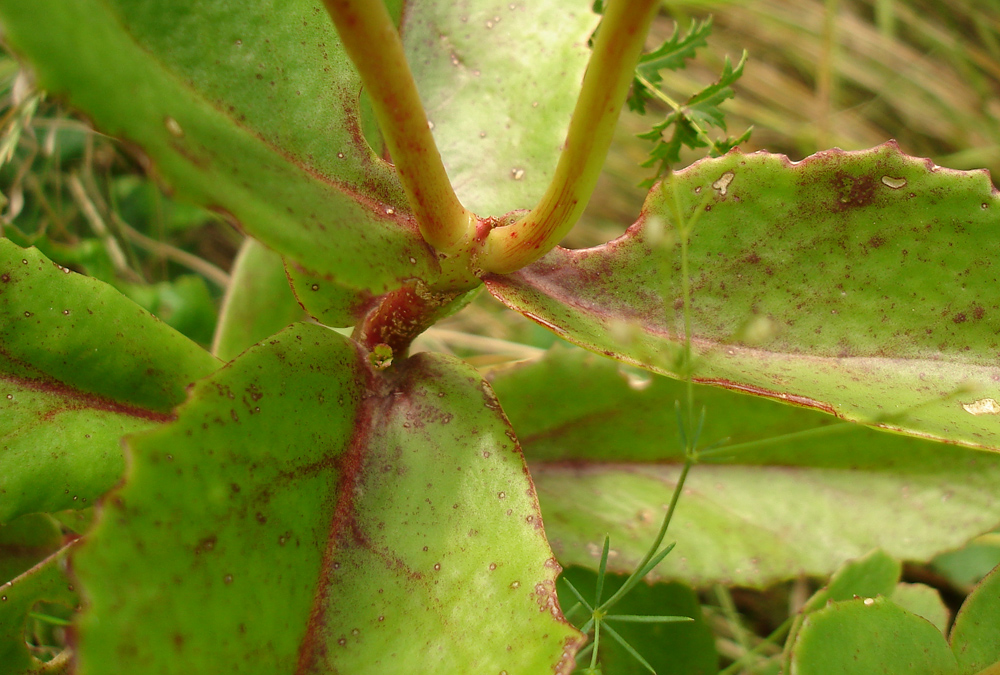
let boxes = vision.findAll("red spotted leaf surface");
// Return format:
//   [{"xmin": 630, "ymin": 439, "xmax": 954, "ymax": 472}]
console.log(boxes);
[
  {"xmin": 71, "ymin": 323, "xmax": 581, "ymax": 674},
  {"xmin": 1, "ymin": 241, "xmax": 220, "ymax": 523},
  {"xmin": 488, "ymin": 347, "xmax": 1000, "ymax": 587},
  {"xmin": 486, "ymin": 143, "xmax": 1000, "ymax": 450}
]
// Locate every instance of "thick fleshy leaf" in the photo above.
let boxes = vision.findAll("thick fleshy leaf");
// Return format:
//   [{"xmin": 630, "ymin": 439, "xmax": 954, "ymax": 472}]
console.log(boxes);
[
  {"xmin": 892, "ymin": 583, "xmax": 950, "ymax": 634},
  {"xmin": 788, "ymin": 597, "xmax": 959, "ymax": 675},
  {"xmin": 950, "ymin": 563, "xmax": 1000, "ymax": 672},
  {"xmin": 786, "ymin": 552, "xmax": 950, "ymax": 668},
  {"xmin": 0, "ymin": 0, "xmax": 437, "ymax": 295},
  {"xmin": 800, "ymin": 549, "xmax": 900, "ymax": 613},
  {"xmin": 558, "ymin": 568, "xmax": 718, "ymax": 675},
  {"xmin": 403, "ymin": 0, "xmax": 598, "ymax": 216},
  {"xmin": 212, "ymin": 238, "xmax": 306, "ymax": 362},
  {"xmin": 285, "ymin": 261, "xmax": 377, "ymax": 329},
  {"xmin": 72, "ymin": 323, "xmax": 580, "ymax": 674},
  {"xmin": 0, "ymin": 241, "xmax": 220, "ymax": 522},
  {"xmin": 0, "ymin": 543, "xmax": 79, "ymax": 675},
  {"xmin": 487, "ymin": 347, "xmax": 1000, "ymax": 587},
  {"xmin": 486, "ymin": 143, "xmax": 1000, "ymax": 450}
]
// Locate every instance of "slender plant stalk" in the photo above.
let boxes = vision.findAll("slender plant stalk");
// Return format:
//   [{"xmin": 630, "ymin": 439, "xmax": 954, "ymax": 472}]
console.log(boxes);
[
  {"xmin": 480, "ymin": 0, "xmax": 660, "ymax": 274},
  {"xmin": 597, "ymin": 459, "xmax": 692, "ymax": 612},
  {"xmin": 635, "ymin": 73, "xmax": 720, "ymax": 154},
  {"xmin": 320, "ymin": 0, "xmax": 475, "ymax": 254},
  {"xmin": 596, "ymin": 174, "xmax": 706, "ymax": 614},
  {"xmin": 816, "ymin": 0, "xmax": 840, "ymax": 148},
  {"xmin": 698, "ymin": 422, "xmax": 855, "ymax": 460}
]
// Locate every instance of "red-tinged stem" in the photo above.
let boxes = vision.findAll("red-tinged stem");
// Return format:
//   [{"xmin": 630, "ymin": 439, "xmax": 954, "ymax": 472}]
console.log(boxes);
[
  {"xmin": 352, "ymin": 284, "xmax": 468, "ymax": 355},
  {"xmin": 478, "ymin": 0, "xmax": 660, "ymax": 274},
  {"xmin": 321, "ymin": 0, "xmax": 476, "ymax": 254}
]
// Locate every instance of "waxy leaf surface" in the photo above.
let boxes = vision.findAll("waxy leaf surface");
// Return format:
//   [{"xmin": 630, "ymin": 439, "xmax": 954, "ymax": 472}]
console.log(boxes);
[
  {"xmin": 486, "ymin": 144, "xmax": 1000, "ymax": 450},
  {"xmin": 892, "ymin": 582, "xmax": 951, "ymax": 634},
  {"xmin": 72, "ymin": 323, "xmax": 580, "ymax": 674},
  {"xmin": 784, "ymin": 550, "xmax": 949, "ymax": 667},
  {"xmin": 0, "ymin": 241, "xmax": 219, "ymax": 522},
  {"xmin": 789, "ymin": 598, "xmax": 958, "ymax": 675},
  {"xmin": 403, "ymin": 0, "xmax": 598, "ymax": 216},
  {"xmin": 800, "ymin": 549, "xmax": 900, "ymax": 613},
  {"xmin": 950, "ymin": 563, "xmax": 1000, "ymax": 671},
  {"xmin": 488, "ymin": 348, "xmax": 1000, "ymax": 587},
  {"xmin": 787, "ymin": 558, "xmax": 1000, "ymax": 675}
]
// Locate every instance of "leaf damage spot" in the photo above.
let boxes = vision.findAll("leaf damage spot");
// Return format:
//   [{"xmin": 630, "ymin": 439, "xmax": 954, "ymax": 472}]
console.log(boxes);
[
  {"xmin": 712, "ymin": 170, "xmax": 735, "ymax": 196},
  {"xmin": 164, "ymin": 116, "xmax": 184, "ymax": 138},
  {"xmin": 962, "ymin": 398, "xmax": 1000, "ymax": 415}
]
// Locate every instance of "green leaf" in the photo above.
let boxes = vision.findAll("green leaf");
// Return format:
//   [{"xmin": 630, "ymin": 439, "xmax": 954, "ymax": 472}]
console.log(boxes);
[
  {"xmin": 487, "ymin": 347, "xmax": 1000, "ymax": 587},
  {"xmin": 1, "ymin": 241, "xmax": 220, "ymax": 522},
  {"xmin": 788, "ymin": 597, "xmax": 959, "ymax": 675},
  {"xmin": 683, "ymin": 53, "xmax": 746, "ymax": 129},
  {"xmin": 782, "ymin": 549, "xmax": 903, "ymax": 664},
  {"xmin": 0, "ymin": 543, "xmax": 79, "ymax": 675},
  {"xmin": 636, "ymin": 49, "xmax": 749, "ymax": 182},
  {"xmin": 118, "ymin": 275, "xmax": 218, "ymax": 347},
  {"xmin": 486, "ymin": 144, "xmax": 1000, "ymax": 450},
  {"xmin": 629, "ymin": 18, "xmax": 713, "ymax": 114},
  {"xmin": 0, "ymin": 514, "xmax": 62, "ymax": 585},
  {"xmin": 403, "ymin": 0, "xmax": 599, "ymax": 216},
  {"xmin": 932, "ymin": 535, "xmax": 1000, "ymax": 590},
  {"xmin": 0, "ymin": 0, "xmax": 435, "ymax": 295},
  {"xmin": 559, "ymin": 568, "xmax": 718, "ymax": 675},
  {"xmin": 950, "ymin": 563, "xmax": 1000, "ymax": 672},
  {"xmin": 212, "ymin": 238, "xmax": 305, "ymax": 361},
  {"xmin": 801, "ymin": 549, "xmax": 901, "ymax": 613},
  {"xmin": 284, "ymin": 261, "xmax": 376, "ymax": 329},
  {"xmin": 892, "ymin": 583, "xmax": 950, "ymax": 635},
  {"xmin": 71, "ymin": 323, "xmax": 581, "ymax": 673}
]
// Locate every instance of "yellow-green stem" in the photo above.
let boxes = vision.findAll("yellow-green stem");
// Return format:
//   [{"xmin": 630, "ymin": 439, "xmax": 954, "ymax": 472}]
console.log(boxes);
[
  {"xmin": 321, "ymin": 0, "xmax": 475, "ymax": 254},
  {"xmin": 480, "ymin": 0, "xmax": 660, "ymax": 274}
]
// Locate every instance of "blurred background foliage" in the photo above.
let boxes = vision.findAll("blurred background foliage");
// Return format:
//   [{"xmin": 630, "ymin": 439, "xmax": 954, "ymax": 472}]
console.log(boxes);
[
  {"xmin": 2, "ymin": 1, "xmax": 999, "ymax": 667},
  {"xmin": 573, "ymin": 0, "xmax": 1000, "ymax": 248}
]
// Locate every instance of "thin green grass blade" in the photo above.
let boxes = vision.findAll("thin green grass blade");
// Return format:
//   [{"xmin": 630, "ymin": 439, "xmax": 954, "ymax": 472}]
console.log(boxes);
[
  {"xmin": 602, "ymin": 622, "xmax": 657, "ymax": 675},
  {"xmin": 561, "ymin": 577, "xmax": 594, "ymax": 612},
  {"xmin": 595, "ymin": 535, "xmax": 611, "ymax": 605},
  {"xmin": 605, "ymin": 614, "xmax": 694, "ymax": 623}
]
